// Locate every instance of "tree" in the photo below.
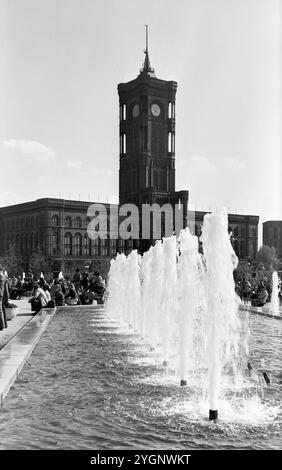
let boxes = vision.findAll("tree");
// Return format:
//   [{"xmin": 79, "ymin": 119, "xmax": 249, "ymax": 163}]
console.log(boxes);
[
  {"xmin": 0, "ymin": 241, "xmax": 22, "ymax": 276},
  {"xmin": 27, "ymin": 248, "xmax": 51, "ymax": 278},
  {"xmin": 257, "ymin": 245, "xmax": 280, "ymax": 270}
]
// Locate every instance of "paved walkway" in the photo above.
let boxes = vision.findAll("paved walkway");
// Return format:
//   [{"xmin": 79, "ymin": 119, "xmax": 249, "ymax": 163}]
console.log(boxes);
[{"xmin": 0, "ymin": 299, "xmax": 34, "ymax": 350}]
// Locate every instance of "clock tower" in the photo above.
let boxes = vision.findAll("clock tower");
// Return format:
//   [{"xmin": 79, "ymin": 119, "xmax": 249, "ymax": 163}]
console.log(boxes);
[{"xmin": 118, "ymin": 28, "xmax": 188, "ymax": 215}]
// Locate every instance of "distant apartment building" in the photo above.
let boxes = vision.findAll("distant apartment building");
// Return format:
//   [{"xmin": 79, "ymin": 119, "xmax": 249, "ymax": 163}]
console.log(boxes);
[{"xmin": 263, "ymin": 221, "xmax": 282, "ymax": 259}]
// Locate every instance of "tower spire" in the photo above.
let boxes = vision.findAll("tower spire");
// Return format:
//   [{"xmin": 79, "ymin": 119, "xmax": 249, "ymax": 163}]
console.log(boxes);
[{"xmin": 141, "ymin": 25, "xmax": 155, "ymax": 76}]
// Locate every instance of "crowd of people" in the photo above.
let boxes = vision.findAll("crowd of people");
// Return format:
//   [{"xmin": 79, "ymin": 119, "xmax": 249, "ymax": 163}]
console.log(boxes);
[
  {"xmin": 1, "ymin": 261, "xmax": 281, "ymax": 332},
  {"xmin": 235, "ymin": 273, "xmax": 282, "ymax": 307},
  {"xmin": 0, "ymin": 265, "xmax": 106, "ymax": 328}
]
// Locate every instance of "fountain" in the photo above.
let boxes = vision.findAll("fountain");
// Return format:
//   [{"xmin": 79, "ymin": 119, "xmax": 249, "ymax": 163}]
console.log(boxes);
[
  {"xmin": 261, "ymin": 271, "xmax": 281, "ymax": 317},
  {"xmin": 201, "ymin": 208, "xmax": 240, "ymax": 420},
  {"xmin": 270, "ymin": 271, "xmax": 280, "ymax": 315},
  {"xmin": 106, "ymin": 207, "xmax": 250, "ymax": 421}
]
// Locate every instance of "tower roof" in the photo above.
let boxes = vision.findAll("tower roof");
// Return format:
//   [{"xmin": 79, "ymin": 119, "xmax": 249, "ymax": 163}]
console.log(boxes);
[{"xmin": 139, "ymin": 25, "xmax": 156, "ymax": 77}]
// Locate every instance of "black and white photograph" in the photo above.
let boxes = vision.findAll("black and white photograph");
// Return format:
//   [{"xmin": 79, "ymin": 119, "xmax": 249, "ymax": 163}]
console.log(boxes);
[{"xmin": 0, "ymin": 0, "xmax": 281, "ymax": 459}]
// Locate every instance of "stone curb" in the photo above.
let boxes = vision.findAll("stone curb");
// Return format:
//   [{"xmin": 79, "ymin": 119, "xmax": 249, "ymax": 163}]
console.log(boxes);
[{"xmin": 239, "ymin": 304, "xmax": 282, "ymax": 320}]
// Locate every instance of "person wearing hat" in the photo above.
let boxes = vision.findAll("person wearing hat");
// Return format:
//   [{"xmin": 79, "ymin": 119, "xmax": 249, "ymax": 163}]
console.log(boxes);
[{"xmin": 0, "ymin": 265, "xmax": 9, "ymax": 329}]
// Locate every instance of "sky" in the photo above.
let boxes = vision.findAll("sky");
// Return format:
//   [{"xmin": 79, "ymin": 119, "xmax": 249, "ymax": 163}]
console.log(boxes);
[{"xmin": 0, "ymin": 0, "xmax": 281, "ymax": 245}]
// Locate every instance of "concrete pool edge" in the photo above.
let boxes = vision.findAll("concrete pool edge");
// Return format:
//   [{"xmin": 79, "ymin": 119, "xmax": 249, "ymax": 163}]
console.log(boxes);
[
  {"xmin": 239, "ymin": 304, "xmax": 282, "ymax": 320},
  {"xmin": 0, "ymin": 306, "xmax": 56, "ymax": 406}
]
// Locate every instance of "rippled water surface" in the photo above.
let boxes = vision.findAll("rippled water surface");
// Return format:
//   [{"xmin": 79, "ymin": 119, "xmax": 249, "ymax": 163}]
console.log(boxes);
[{"xmin": 0, "ymin": 307, "xmax": 281, "ymax": 450}]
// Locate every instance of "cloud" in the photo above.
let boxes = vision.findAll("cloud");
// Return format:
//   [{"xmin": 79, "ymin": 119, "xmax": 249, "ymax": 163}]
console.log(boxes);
[
  {"xmin": 178, "ymin": 155, "xmax": 216, "ymax": 174},
  {"xmin": 67, "ymin": 159, "xmax": 83, "ymax": 170},
  {"xmin": 222, "ymin": 157, "xmax": 246, "ymax": 172},
  {"xmin": 90, "ymin": 168, "xmax": 114, "ymax": 177},
  {"xmin": 0, "ymin": 191, "xmax": 19, "ymax": 208},
  {"xmin": 178, "ymin": 155, "xmax": 246, "ymax": 174},
  {"xmin": 2, "ymin": 139, "xmax": 55, "ymax": 162}
]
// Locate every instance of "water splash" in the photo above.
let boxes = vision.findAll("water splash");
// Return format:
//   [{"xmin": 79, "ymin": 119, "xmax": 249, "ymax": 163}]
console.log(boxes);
[
  {"xmin": 270, "ymin": 271, "xmax": 280, "ymax": 315},
  {"xmin": 106, "ymin": 207, "xmax": 265, "ymax": 421}
]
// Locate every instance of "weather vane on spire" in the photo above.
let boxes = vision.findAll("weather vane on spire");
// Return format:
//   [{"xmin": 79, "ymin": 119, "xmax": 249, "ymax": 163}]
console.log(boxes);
[{"xmin": 141, "ymin": 25, "xmax": 155, "ymax": 76}]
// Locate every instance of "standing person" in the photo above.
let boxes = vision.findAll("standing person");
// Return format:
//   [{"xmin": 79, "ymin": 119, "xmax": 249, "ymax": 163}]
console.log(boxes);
[
  {"xmin": 0, "ymin": 265, "xmax": 9, "ymax": 330},
  {"xmin": 73, "ymin": 268, "xmax": 82, "ymax": 292},
  {"xmin": 81, "ymin": 272, "xmax": 89, "ymax": 291},
  {"xmin": 242, "ymin": 277, "xmax": 252, "ymax": 304}
]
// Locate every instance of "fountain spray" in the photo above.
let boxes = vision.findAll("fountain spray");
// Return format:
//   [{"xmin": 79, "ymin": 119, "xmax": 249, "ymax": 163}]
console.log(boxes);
[
  {"xmin": 270, "ymin": 271, "xmax": 280, "ymax": 315},
  {"xmin": 177, "ymin": 227, "xmax": 199, "ymax": 386},
  {"xmin": 201, "ymin": 208, "xmax": 239, "ymax": 420}
]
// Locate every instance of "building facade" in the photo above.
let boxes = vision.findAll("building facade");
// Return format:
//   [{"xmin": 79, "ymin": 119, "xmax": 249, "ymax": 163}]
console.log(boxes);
[
  {"xmin": 0, "ymin": 198, "xmax": 137, "ymax": 273},
  {"xmin": 263, "ymin": 221, "xmax": 282, "ymax": 259},
  {"xmin": 194, "ymin": 211, "xmax": 258, "ymax": 260}
]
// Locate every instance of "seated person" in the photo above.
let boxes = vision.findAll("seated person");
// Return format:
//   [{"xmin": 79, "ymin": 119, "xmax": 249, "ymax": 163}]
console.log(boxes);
[
  {"xmin": 50, "ymin": 280, "xmax": 65, "ymax": 306},
  {"xmin": 89, "ymin": 271, "xmax": 105, "ymax": 304},
  {"xmin": 65, "ymin": 282, "xmax": 79, "ymax": 305},
  {"xmin": 251, "ymin": 284, "xmax": 269, "ymax": 307},
  {"xmin": 29, "ymin": 283, "xmax": 49, "ymax": 313}
]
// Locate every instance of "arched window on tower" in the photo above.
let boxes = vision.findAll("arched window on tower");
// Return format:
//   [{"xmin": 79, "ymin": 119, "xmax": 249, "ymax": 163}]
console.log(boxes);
[
  {"xmin": 168, "ymin": 102, "xmax": 172, "ymax": 119},
  {"xmin": 153, "ymin": 171, "xmax": 159, "ymax": 189},
  {"xmin": 168, "ymin": 132, "xmax": 172, "ymax": 153}
]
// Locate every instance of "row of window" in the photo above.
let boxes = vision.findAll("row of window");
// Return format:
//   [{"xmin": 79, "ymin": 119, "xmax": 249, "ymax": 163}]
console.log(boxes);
[
  {"xmin": 52, "ymin": 215, "xmax": 91, "ymax": 228},
  {"xmin": 3, "ymin": 215, "xmax": 93, "ymax": 231},
  {"xmin": 63, "ymin": 233, "xmax": 134, "ymax": 257},
  {"xmin": 120, "ymin": 101, "xmax": 175, "ymax": 121},
  {"xmin": 3, "ymin": 215, "xmax": 43, "ymax": 231},
  {"xmin": 120, "ymin": 131, "xmax": 175, "ymax": 154},
  {"xmin": 4, "ymin": 232, "xmax": 44, "ymax": 253},
  {"xmin": 194, "ymin": 225, "xmax": 257, "ymax": 240},
  {"xmin": 3, "ymin": 231, "xmax": 135, "ymax": 257},
  {"xmin": 266, "ymin": 226, "xmax": 281, "ymax": 239}
]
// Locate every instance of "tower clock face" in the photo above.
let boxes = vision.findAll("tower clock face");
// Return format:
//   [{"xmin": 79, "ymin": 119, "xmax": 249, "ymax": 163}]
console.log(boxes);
[
  {"xmin": 151, "ymin": 103, "xmax": 161, "ymax": 117},
  {"xmin": 132, "ymin": 104, "xmax": 139, "ymax": 117}
]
